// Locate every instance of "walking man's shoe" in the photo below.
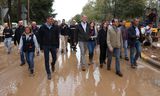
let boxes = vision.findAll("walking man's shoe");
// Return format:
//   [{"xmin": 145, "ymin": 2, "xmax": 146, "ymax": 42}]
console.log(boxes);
[
  {"xmin": 61, "ymin": 49, "xmax": 64, "ymax": 53},
  {"xmin": 131, "ymin": 65, "xmax": 136, "ymax": 69},
  {"xmin": 47, "ymin": 74, "xmax": 51, "ymax": 80},
  {"xmin": 66, "ymin": 48, "xmax": 68, "ymax": 52},
  {"xmin": 125, "ymin": 57, "xmax": 129, "ymax": 61},
  {"xmin": 134, "ymin": 62, "xmax": 138, "ymax": 66},
  {"xmin": 20, "ymin": 63, "xmax": 25, "ymax": 66},
  {"xmin": 51, "ymin": 63, "xmax": 55, "ymax": 72},
  {"xmin": 116, "ymin": 72, "xmax": 123, "ymax": 77},
  {"xmin": 82, "ymin": 66, "xmax": 86, "ymax": 71},
  {"xmin": 100, "ymin": 64, "xmax": 103, "ymax": 68},
  {"xmin": 107, "ymin": 67, "xmax": 111, "ymax": 70}
]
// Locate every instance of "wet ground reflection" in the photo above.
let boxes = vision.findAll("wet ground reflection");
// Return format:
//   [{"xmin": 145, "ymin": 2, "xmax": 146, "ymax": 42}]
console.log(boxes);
[{"xmin": 0, "ymin": 46, "xmax": 160, "ymax": 96}]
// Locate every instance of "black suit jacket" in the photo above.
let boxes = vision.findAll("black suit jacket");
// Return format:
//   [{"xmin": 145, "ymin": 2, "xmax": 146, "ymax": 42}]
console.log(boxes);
[
  {"xmin": 128, "ymin": 26, "xmax": 143, "ymax": 47},
  {"xmin": 77, "ymin": 22, "xmax": 90, "ymax": 42}
]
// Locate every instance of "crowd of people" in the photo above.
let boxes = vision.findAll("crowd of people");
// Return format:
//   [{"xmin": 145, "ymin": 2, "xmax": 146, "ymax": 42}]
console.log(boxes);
[{"xmin": 2, "ymin": 14, "xmax": 156, "ymax": 80}]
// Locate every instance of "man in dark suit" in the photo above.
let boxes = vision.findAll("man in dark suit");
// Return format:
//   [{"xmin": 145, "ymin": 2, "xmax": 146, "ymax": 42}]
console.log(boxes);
[
  {"xmin": 128, "ymin": 18, "xmax": 143, "ymax": 69},
  {"xmin": 39, "ymin": 16, "xmax": 60, "ymax": 80},
  {"xmin": 77, "ymin": 15, "xmax": 90, "ymax": 71}
]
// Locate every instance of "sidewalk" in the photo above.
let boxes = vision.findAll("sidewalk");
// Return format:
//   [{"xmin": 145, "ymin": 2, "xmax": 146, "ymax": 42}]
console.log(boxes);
[
  {"xmin": 141, "ymin": 52, "xmax": 160, "ymax": 68},
  {"xmin": 141, "ymin": 41, "xmax": 160, "ymax": 68}
]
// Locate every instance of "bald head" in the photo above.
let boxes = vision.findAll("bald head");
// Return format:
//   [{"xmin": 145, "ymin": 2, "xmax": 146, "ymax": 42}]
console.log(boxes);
[{"xmin": 31, "ymin": 21, "xmax": 37, "ymax": 27}]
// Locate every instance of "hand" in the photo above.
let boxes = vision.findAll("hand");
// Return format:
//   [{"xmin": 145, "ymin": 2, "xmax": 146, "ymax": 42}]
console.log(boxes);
[
  {"xmin": 18, "ymin": 49, "xmax": 20, "ymax": 54},
  {"xmin": 56, "ymin": 48, "xmax": 59, "ymax": 53},
  {"xmin": 41, "ymin": 50, "xmax": 44, "ymax": 53},
  {"xmin": 109, "ymin": 47, "xmax": 113, "ymax": 52},
  {"xmin": 36, "ymin": 51, "xmax": 40, "ymax": 56}
]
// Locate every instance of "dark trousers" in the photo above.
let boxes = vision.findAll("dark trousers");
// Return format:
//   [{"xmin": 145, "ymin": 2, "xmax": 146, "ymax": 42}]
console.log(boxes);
[
  {"xmin": 99, "ymin": 45, "xmax": 107, "ymax": 64},
  {"xmin": 43, "ymin": 46, "xmax": 57, "ymax": 75}
]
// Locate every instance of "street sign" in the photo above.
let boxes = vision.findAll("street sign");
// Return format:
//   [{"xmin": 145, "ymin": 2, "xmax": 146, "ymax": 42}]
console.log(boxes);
[{"xmin": 21, "ymin": 4, "xmax": 27, "ymax": 20}]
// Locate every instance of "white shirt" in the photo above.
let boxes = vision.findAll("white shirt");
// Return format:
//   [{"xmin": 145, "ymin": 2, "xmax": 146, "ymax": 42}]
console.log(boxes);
[
  {"xmin": 145, "ymin": 26, "xmax": 152, "ymax": 35},
  {"xmin": 135, "ymin": 27, "xmax": 140, "ymax": 37},
  {"xmin": 81, "ymin": 22, "xmax": 87, "ymax": 32}
]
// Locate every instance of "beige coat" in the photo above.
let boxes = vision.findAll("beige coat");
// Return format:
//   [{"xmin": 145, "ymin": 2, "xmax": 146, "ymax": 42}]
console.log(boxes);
[{"xmin": 107, "ymin": 25, "xmax": 123, "ymax": 50}]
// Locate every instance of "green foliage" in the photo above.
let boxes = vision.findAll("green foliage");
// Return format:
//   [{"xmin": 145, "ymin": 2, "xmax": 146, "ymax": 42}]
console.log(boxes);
[
  {"xmin": 0, "ymin": 0, "xmax": 7, "ymax": 7},
  {"xmin": 11, "ymin": 0, "xmax": 55, "ymax": 24},
  {"xmin": 71, "ymin": 14, "xmax": 81, "ymax": 23},
  {"xmin": 82, "ymin": 0, "xmax": 146, "ymax": 21}
]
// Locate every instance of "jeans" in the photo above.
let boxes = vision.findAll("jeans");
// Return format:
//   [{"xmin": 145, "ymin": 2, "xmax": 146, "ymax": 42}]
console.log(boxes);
[
  {"xmin": 107, "ymin": 48, "xmax": 121, "ymax": 73},
  {"xmin": 4, "ymin": 37, "xmax": 12, "ymax": 53},
  {"xmin": 130, "ymin": 40, "xmax": 141, "ymax": 65},
  {"xmin": 79, "ymin": 41, "xmax": 88, "ymax": 66},
  {"xmin": 20, "ymin": 48, "xmax": 25, "ymax": 64},
  {"xmin": 123, "ymin": 40, "xmax": 128, "ymax": 57},
  {"xmin": 43, "ymin": 46, "xmax": 57, "ymax": 75},
  {"xmin": 25, "ymin": 52, "xmax": 34, "ymax": 70},
  {"xmin": 87, "ymin": 41, "xmax": 96, "ymax": 61}
]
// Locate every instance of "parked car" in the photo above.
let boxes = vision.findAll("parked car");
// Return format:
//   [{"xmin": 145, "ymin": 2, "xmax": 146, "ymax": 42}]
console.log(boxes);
[{"xmin": 12, "ymin": 22, "xmax": 18, "ymax": 29}]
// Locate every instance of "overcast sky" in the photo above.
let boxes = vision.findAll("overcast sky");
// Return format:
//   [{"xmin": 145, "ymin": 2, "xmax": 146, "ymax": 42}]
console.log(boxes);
[{"xmin": 53, "ymin": 0, "xmax": 88, "ymax": 21}]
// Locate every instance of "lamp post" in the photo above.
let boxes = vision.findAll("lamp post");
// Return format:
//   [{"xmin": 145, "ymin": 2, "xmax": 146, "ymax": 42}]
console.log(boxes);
[
  {"xmin": 18, "ymin": 0, "xmax": 21, "ymax": 21},
  {"xmin": 157, "ymin": 0, "xmax": 160, "ymax": 27},
  {"xmin": 27, "ymin": 0, "xmax": 30, "ymax": 25},
  {"xmin": 8, "ymin": 0, "xmax": 11, "ymax": 28}
]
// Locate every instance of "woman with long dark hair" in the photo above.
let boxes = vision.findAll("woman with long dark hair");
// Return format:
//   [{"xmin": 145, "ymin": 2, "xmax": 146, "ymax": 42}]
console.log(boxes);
[
  {"xmin": 87, "ymin": 21, "xmax": 97, "ymax": 65},
  {"xmin": 97, "ymin": 21, "xmax": 109, "ymax": 68}
]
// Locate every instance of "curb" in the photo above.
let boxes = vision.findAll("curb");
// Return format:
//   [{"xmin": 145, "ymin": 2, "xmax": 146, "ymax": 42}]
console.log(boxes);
[{"xmin": 141, "ymin": 52, "xmax": 160, "ymax": 68}]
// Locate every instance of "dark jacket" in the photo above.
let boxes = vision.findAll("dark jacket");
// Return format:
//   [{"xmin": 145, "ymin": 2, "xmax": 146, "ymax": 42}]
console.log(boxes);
[
  {"xmin": 38, "ymin": 24, "xmax": 60, "ymax": 49},
  {"xmin": 77, "ymin": 22, "xmax": 90, "ymax": 42},
  {"xmin": 97, "ymin": 28, "xmax": 107, "ymax": 46},
  {"xmin": 32, "ymin": 26, "xmax": 39, "ymax": 35},
  {"xmin": 60, "ymin": 23, "xmax": 69, "ymax": 36},
  {"xmin": 3, "ymin": 28, "xmax": 13, "ymax": 38},
  {"xmin": 32, "ymin": 26, "xmax": 39, "ymax": 43},
  {"xmin": 14, "ymin": 26, "xmax": 25, "ymax": 45},
  {"xmin": 120, "ymin": 25, "xmax": 128, "ymax": 40},
  {"xmin": 128, "ymin": 25, "xmax": 143, "ymax": 47},
  {"xmin": 69, "ymin": 25, "xmax": 78, "ymax": 43}
]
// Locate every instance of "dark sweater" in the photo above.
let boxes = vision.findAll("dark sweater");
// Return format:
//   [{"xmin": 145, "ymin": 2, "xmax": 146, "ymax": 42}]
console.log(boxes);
[
  {"xmin": 14, "ymin": 26, "xmax": 25, "ymax": 45},
  {"xmin": 97, "ymin": 28, "xmax": 107, "ymax": 46},
  {"xmin": 38, "ymin": 24, "xmax": 60, "ymax": 49},
  {"xmin": 69, "ymin": 25, "xmax": 78, "ymax": 42},
  {"xmin": 3, "ymin": 28, "xmax": 13, "ymax": 38},
  {"xmin": 60, "ymin": 23, "xmax": 69, "ymax": 36}
]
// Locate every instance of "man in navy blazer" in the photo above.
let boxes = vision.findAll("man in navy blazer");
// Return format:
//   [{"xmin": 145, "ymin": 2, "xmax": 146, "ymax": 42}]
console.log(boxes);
[{"xmin": 128, "ymin": 18, "xmax": 143, "ymax": 69}]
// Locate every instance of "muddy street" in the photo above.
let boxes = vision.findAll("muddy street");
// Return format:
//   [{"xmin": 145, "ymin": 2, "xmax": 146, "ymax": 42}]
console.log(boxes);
[{"xmin": 0, "ymin": 45, "xmax": 160, "ymax": 96}]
